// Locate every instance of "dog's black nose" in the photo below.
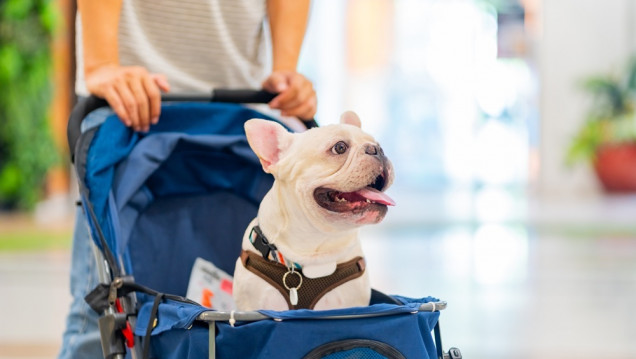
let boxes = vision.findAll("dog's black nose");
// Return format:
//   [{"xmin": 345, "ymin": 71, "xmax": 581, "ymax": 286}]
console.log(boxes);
[{"xmin": 365, "ymin": 144, "xmax": 381, "ymax": 156}]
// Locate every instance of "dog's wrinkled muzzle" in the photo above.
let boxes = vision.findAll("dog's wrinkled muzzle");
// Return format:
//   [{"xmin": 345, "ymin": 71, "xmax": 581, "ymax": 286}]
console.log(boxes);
[{"xmin": 312, "ymin": 162, "xmax": 395, "ymax": 214}]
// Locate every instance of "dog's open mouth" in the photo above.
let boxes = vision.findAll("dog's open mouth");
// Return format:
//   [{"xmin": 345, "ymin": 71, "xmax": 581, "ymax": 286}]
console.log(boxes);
[{"xmin": 313, "ymin": 173, "xmax": 395, "ymax": 213}]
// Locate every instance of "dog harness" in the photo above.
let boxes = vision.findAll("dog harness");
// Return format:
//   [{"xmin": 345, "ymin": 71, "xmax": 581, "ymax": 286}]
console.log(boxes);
[{"xmin": 242, "ymin": 225, "xmax": 366, "ymax": 310}]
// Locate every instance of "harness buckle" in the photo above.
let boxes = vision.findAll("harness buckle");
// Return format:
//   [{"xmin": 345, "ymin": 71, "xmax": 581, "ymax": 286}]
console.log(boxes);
[{"xmin": 250, "ymin": 226, "xmax": 278, "ymax": 259}]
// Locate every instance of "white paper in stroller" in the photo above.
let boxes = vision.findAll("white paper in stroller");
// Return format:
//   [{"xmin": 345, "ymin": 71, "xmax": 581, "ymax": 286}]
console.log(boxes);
[{"xmin": 186, "ymin": 257, "xmax": 235, "ymax": 311}]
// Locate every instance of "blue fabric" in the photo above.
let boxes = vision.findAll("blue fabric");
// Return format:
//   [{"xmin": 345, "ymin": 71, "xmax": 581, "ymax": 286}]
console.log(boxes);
[
  {"xmin": 80, "ymin": 102, "xmax": 278, "ymax": 260},
  {"xmin": 256, "ymin": 296, "xmax": 438, "ymax": 320},
  {"xmin": 80, "ymin": 107, "xmax": 112, "ymax": 132},
  {"xmin": 136, "ymin": 299, "xmax": 209, "ymax": 335},
  {"xmin": 127, "ymin": 192, "xmax": 257, "ymax": 296},
  {"xmin": 141, "ymin": 325, "xmax": 209, "ymax": 359},
  {"xmin": 135, "ymin": 297, "xmax": 441, "ymax": 359},
  {"xmin": 112, "ymin": 133, "xmax": 269, "ymax": 255}
]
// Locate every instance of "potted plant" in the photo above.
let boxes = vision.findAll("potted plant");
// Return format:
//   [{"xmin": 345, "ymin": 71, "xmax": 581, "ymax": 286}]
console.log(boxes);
[{"xmin": 566, "ymin": 58, "xmax": 636, "ymax": 192}]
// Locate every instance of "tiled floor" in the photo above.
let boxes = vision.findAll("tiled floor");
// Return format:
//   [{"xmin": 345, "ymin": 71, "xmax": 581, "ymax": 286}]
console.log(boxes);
[
  {"xmin": 1, "ymin": 190, "xmax": 636, "ymax": 358},
  {"xmin": 362, "ymin": 225, "xmax": 636, "ymax": 359},
  {"xmin": 0, "ymin": 251, "xmax": 71, "ymax": 358}
]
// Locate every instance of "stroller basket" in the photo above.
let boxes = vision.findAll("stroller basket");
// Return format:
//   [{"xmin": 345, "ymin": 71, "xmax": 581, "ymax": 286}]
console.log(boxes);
[
  {"xmin": 68, "ymin": 90, "xmax": 461, "ymax": 359},
  {"xmin": 199, "ymin": 301, "xmax": 448, "ymax": 359},
  {"xmin": 132, "ymin": 295, "xmax": 451, "ymax": 359}
]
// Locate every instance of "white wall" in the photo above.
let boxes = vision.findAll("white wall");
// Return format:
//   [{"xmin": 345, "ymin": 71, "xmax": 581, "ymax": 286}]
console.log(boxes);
[{"xmin": 538, "ymin": 0, "xmax": 636, "ymax": 196}]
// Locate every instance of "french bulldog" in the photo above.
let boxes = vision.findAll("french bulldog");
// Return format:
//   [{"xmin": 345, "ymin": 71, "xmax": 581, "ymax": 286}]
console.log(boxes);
[{"xmin": 233, "ymin": 112, "xmax": 394, "ymax": 311}]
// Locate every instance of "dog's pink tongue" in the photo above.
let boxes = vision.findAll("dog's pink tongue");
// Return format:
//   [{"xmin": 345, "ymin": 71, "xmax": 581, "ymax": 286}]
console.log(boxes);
[{"xmin": 356, "ymin": 188, "xmax": 396, "ymax": 206}]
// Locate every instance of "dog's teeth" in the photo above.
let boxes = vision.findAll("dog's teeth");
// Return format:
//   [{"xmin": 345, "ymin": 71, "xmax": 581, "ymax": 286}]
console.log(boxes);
[{"xmin": 366, "ymin": 199, "xmax": 371, "ymax": 203}]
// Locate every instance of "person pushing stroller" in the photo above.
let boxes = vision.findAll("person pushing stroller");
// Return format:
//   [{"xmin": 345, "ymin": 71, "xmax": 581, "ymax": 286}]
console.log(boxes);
[{"xmin": 59, "ymin": 1, "xmax": 316, "ymax": 358}]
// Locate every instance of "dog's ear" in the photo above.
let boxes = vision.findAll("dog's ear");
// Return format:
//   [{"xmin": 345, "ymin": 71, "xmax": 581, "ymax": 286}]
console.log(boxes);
[
  {"xmin": 244, "ymin": 119, "xmax": 292, "ymax": 173},
  {"xmin": 339, "ymin": 111, "xmax": 361, "ymax": 128}
]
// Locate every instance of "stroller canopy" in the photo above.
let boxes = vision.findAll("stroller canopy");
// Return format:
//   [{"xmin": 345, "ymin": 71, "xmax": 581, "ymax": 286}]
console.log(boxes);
[{"xmin": 75, "ymin": 103, "xmax": 279, "ymax": 295}]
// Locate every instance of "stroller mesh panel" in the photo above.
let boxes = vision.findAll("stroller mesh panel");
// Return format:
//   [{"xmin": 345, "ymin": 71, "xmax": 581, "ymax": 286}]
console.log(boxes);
[
  {"xmin": 128, "ymin": 191, "xmax": 254, "ymax": 297},
  {"xmin": 323, "ymin": 349, "xmax": 393, "ymax": 359},
  {"xmin": 109, "ymin": 134, "xmax": 273, "ymax": 297},
  {"xmin": 79, "ymin": 102, "xmax": 281, "ymax": 262},
  {"xmin": 303, "ymin": 339, "xmax": 406, "ymax": 359}
]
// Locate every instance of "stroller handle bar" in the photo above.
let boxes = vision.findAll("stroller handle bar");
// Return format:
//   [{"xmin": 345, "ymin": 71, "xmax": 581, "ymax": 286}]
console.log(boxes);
[
  {"xmin": 67, "ymin": 89, "xmax": 318, "ymax": 162},
  {"xmin": 164, "ymin": 89, "xmax": 277, "ymax": 103}
]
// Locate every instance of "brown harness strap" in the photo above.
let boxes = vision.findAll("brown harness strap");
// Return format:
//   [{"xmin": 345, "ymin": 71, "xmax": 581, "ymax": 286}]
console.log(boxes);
[{"xmin": 240, "ymin": 250, "xmax": 366, "ymax": 310}]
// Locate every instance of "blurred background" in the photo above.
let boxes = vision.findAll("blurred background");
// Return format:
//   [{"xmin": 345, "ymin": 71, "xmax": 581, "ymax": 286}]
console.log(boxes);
[{"xmin": 1, "ymin": 0, "xmax": 636, "ymax": 358}]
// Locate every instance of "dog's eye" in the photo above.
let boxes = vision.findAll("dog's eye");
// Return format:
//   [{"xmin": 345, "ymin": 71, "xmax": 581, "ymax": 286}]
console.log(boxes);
[{"xmin": 332, "ymin": 141, "xmax": 348, "ymax": 155}]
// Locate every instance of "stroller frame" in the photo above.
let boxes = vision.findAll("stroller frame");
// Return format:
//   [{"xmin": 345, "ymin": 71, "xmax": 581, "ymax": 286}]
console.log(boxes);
[{"xmin": 69, "ymin": 91, "xmax": 462, "ymax": 359}]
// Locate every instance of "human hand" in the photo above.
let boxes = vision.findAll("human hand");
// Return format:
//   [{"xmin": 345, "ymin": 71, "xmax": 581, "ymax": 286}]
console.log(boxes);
[
  {"xmin": 85, "ymin": 65, "xmax": 171, "ymax": 132},
  {"xmin": 262, "ymin": 71, "xmax": 317, "ymax": 120}
]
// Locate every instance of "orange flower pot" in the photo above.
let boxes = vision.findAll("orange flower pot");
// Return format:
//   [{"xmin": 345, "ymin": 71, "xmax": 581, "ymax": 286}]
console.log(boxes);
[{"xmin": 593, "ymin": 143, "xmax": 636, "ymax": 192}]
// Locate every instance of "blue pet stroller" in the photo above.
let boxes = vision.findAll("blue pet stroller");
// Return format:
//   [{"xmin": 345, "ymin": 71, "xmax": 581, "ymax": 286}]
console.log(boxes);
[{"xmin": 67, "ymin": 90, "xmax": 462, "ymax": 359}]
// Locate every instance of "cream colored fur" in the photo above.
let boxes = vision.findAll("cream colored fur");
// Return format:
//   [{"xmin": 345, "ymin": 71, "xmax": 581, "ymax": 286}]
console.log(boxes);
[{"xmin": 233, "ymin": 112, "xmax": 393, "ymax": 311}]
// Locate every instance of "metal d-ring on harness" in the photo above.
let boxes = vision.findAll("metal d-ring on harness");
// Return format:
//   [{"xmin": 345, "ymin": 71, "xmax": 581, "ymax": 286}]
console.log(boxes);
[
  {"xmin": 282, "ymin": 267, "xmax": 303, "ymax": 306},
  {"xmin": 241, "ymin": 225, "xmax": 367, "ymax": 310},
  {"xmin": 247, "ymin": 225, "xmax": 304, "ymax": 306}
]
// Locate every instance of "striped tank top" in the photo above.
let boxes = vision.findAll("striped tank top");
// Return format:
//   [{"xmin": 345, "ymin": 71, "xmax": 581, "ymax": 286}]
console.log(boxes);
[{"xmin": 75, "ymin": 0, "xmax": 269, "ymax": 96}]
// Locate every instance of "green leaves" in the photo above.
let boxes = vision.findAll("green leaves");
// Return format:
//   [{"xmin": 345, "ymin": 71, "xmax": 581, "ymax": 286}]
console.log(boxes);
[
  {"xmin": 626, "ymin": 57, "xmax": 636, "ymax": 92},
  {"xmin": 0, "ymin": 0, "xmax": 58, "ymax": 209},
  {"xmin": 2, "ymin": 0, "xmax": 34, "ymax": 19},
  {"xmin": 0, "ymin": 44, "xmax": 21, "ymax": 82},
  {"xmin": 582, "ymin": 76, "xmax": 629, "ymax": 119},
  {"xmin": 568, "ymin": 59, "xmax": 636, "ymax": 166}
]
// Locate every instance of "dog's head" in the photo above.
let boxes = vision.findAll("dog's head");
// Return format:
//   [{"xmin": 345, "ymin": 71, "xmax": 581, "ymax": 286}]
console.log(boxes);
[{"xmin": 245, "ymin": 112, "xmax": 394, "ymax": 231}]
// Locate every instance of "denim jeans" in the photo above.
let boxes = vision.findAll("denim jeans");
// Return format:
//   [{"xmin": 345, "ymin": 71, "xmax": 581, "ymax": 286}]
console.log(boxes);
[
  {"xmin": 57, "ymin": 200, "xmax": 103, "ymax": 358},
  {"xmin": 58, "ymin": 106, "xmax": 116, "ymax": 358}
]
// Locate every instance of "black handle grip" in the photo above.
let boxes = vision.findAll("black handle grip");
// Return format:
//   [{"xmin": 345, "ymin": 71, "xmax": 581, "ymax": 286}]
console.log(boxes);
[
  {"xmin": 67, "ymin": 90, "xmax": 318, "ymax": 162},
  {"xmin": 159, "ymin": 89, "xmax": 277, "ymax": 103}
]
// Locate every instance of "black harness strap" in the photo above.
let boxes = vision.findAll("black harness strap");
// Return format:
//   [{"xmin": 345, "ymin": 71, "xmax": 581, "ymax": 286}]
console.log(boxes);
[
  {"xmin": 82, "ymin": 198, "xmax": 121, "ymax": 279},
  {"xmin": 143, "ymin": 293, "xmax": 164, "ymax": 359}
]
